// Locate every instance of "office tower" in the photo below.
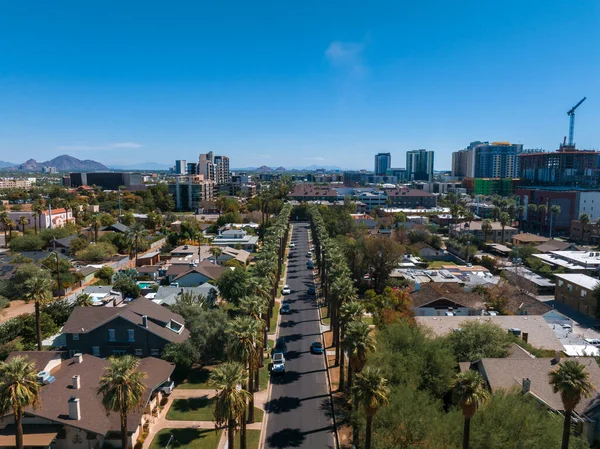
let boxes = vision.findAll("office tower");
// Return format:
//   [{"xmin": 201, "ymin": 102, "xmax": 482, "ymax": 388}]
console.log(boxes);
[
  {"xmin": 472, "ymin": 142, "xmax": 523, "ymax": 178},
  {"xmin": 374, "ymin": 153, "xmax": 391, "ymax": 176},
  {"xmin": 214, "ymin": 155, "xmax": 231, "ymax": 184},
  {"xmin": 187, "ymin": 162, "xmax": 198, "ymax": 175},
  {"xmin": 406, "ymin": 149, "xmax": 435, "ymax": 181},
  {"xmin": 199, "ymin": 151, "xmax": 215, "ymax": 181},
  {"xmin": 175, "ymin": 160, "xmax": 187, "ymax": 175}
]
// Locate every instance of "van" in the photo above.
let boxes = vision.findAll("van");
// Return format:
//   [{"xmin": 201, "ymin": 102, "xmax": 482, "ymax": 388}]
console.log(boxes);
[{"xmin": 273, "ymin": 337, "xmax": 287, "ymax": 355}]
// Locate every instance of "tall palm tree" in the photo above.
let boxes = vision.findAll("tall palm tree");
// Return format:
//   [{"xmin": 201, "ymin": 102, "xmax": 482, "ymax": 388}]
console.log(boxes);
[
  {"xmin": 24, "ymin": 273, "xmax": 54, "ymax": 350},
  {"xmin": 0, "ymin": 356, "xmax": 41, "ymax": 449},
  {"xmin": 18, "ymin": 216, "xmax": 29, "ymax": 234},
  {"xmin": 6, "ymin": 220, "xmax": 15, "ymax": 243},
  {"xmin": 481, "ymin": 219, "xmax": 492, "ymax": 243},
  {"xmin": 579, "ymin": 213, "xmax": 591, "ymax": 241},
  {"xmin": 126, "ymin": 223, "xmax": 147, "ymax": 267},
  {"xmin": 32, "ymin": 200, "xmax": 45, "ymax": 235},
  {"xmin": 549, "ymin": 205, "xmax": 561, "ymax": 239},
  {"xmin": 91, "ymin": 214, "xmax": 102, "ymax": 243},
  {"xmin": 527, "ymin": 203, "xmax": 537, "ymax": 232},
  {"xmin": 0, "ymin": 212, "xmax": 9, "ymax": 248},
  {"xmin": 76, "ymin": 293, "xmax": 94, "ymax": 307},
  {"xmin": 239, "ymin": 295, "xmax": 268, "ymax": 388},
  {"xmin": 549, "ymin": 360, "xmax": 594, "ymax": 449},
  {"xmin": 98, "ymin": 356, "xmax": 147, "ymax": 449},
  {"xmin": 210, "ymin": 362, "xmax": 250, "ymax": 449},
  {"xmin": 338, "ymin": 300, "xmax": 364, "ymax": 391},
  {"xmin": 352, "ymin": 367, "xmax": 390, "ymax": 449},
  {"xmin": 210, "ymin": 246, "xmax": 224, "ymax": 265},
  {"xmin": 537, "ymin": 204, "xmax": 548, "ymax": 234},
  {"xmin": 452, "ymin": 370, "xmax": 490, "ymax": 449},
  {"xmin": 227, "ymin": 316, "xmax": 261, "ymax": 426},
  {"xmin": 499, "ymin": 212, "xmax": 510, "ymax": 244},
  {"xmin": 517, "ymin": 205, "xmax": 525, "ymax": 232}
]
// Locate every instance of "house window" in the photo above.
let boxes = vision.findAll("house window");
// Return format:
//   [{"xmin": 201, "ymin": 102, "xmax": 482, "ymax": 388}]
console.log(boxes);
[
  {"xmin": 73, "ymin": 333, "xmax": 79, "ymax": 341},
  {"xmin": 151, "ymin": 349, "xmax": 160, "ymax": 356},
  {"xmin": 92, "ymin": 346, "xmax": 100, "ymax": 357},
  {"xmin": 112, "ymin": 350, "xmax": 126, "ymax": 356},
  {"xmin": 558, "ymin": 280, "xmax": 564, "ymax": 287},
  {"xmin": 582, "ymin": 290, "xmax": 587, "ymax": 297},
  {"xmin": 568, "ymin": 284, "xmax": 573, "ymax": 292},
  {"xmin": 108, "ymin": 329, "xmax": 116, "ymax": 342},
  {"xmin": 128, "ymin": 329, "xmax": 135, "ymax": 342},
  {"xmin": 135, "ymin": 349, "xmax": 143, "ymax": 356}
]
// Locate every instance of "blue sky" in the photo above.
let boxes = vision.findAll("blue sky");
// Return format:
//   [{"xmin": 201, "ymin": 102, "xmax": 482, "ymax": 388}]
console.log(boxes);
[{"xmin": 1, "ymin": 1, "xmax": 599, "ymax": 170}]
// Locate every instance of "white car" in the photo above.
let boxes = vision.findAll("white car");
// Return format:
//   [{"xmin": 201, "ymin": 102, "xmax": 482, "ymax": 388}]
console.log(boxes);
[
  {"xmin": 282, "ymin": 285, "xmax": 291, "ymax": 295},
  {"xmin": 289, "ymin": 242, "xmax": 295, "ymax": 248}
]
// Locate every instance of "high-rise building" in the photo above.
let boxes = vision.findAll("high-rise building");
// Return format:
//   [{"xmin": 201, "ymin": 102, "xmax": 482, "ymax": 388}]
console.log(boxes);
[
  {"xmin": 473, "ymin": 142, "xmax": 522, "ymax": 178},
  {"xmin": 67, "ymin": 172, "xmax": 144, "ymax": 191},
  {"xmin": 187, "ymin": 162, "xmax": 198, "ymax": 175},
  {"xmin": 518, "ymin": 147, "xmax": 600, "ymax": 187},
  {"xmin": 374, "ymin": 153, "xmax": 391, "ymax": 176},
  {"xmin": 168, "ymin": 175, "xmax": 215, "ymax": 211},
  {"xmin": 199, "ymin": 151, "xmax": 215, "ymax": 181},
  {"xmin": 406, "ymin": 149, "xmax": 435, "ymax": 181},
  {"xmin": 214, "ymin": 155, "xmax": 231, "ymax": 184},
  {"xmin": 175, "ymin": 160, "xmax": 187, "ymax": 175}
]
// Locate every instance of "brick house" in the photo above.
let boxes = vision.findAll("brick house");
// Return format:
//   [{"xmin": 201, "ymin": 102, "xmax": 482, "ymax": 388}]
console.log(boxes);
[{"xmin": 554, "ymin": 273, "xmax": 600, "ymax": 318}]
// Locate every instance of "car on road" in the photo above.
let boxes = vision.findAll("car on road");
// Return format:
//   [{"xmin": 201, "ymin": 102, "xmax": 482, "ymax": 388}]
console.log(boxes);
[
  {"xmin": 290, "ymin": 242, "xmax": 295, "ymax": 248},
  {"xmin": 282, "ymin": 285, "xmax": 291, "ymax": 295},
  {"xmin": 310, "ymin": 341, "xmax": 324, "ymax": 354},
  {"xmin": 307, "ymin": 260, "xmax": 314, "ymax": 269},
  {"xmin": 307, "ymin": 286, "xmax": 316, "ymax": 296},
  {"xmin": 273, "ymin": 337, "xmax": 287, "ymax": 355},
  {"xmin": 306, "ymin": 251, "xmax": 312, "ymax": 258},
  {"xmin": 281, "ymin": 303, "xmax": 291, "ymax": 314},
  {"xmin": 271, "ymin": 353, "xmax": 285, "ymax": 375}
]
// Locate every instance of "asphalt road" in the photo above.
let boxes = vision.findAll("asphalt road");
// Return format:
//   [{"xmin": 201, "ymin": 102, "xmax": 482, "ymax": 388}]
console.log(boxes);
[{"xmin": 264, "ymin": 222, "xmax": 335, "ymax": 449}]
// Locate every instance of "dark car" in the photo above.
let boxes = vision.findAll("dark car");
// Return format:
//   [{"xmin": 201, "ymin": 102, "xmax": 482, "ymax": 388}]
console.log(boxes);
[
  {"xmin": 310, "ymin": 341, "xmax": 324, "ymax": 354},
  {"xmin": 307, "ymin": 261, "xmax": 314, "ymax": 269},
  {"xmin": 307, "ymin": 286, "xmax": 316, "ymax": 296},
  {"xmin": 273, "ymin": 337, "xmax": 287, "ymax": 355},
  {"xmin": 281, "ymin": 303, "xmax": 291, "ymax": 314}
]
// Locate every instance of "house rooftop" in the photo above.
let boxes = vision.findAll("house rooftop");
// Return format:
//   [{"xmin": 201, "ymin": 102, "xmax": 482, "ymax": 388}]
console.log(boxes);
[
  {"xmin": 555, "ymin": 273, "xmax": 600, "ymax": 291},
  {"xmin": 512, "ymin": 233, "xmax": 550, "ymax": 244},
  {"xmin": 411, "ymin": 283, "xmax": 485, "ymax": 310}
]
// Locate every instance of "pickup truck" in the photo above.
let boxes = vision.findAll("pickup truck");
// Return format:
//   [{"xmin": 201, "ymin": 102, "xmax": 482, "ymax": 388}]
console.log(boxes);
[{"xmin": 158, "ymin": 380, "xmax": 175, "ymax": 395}]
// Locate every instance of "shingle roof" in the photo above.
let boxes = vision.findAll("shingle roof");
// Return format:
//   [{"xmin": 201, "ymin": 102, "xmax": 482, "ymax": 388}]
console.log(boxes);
[
  {"xmin": 512, "ymin": 233, "xmax": 550, "ymax": 243},
  {"xmin": 535, "ymin": 240, "xmax": 578, "ymax": 253},
  {"xmin": 173, "ymin": 260, "xmax": 228, "ymax": 282},
  {"xmin": 411, "ymin": 283, "xmax": 486, "ymax": 310},
  {"xmin": 99, "ymin": 223, "xmax": 130, "ymax": 233},
  {"xmin": 50, "ymin": 234, "xmax": 79, "ymax": 248},
  {"xmin": 5, "ymin": 352, "xmax": 174, "ymax": 436}
]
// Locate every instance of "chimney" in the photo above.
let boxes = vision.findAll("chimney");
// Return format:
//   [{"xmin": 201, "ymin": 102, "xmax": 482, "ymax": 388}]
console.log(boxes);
[
  {"xmin": 142, "ymin": 315, "xmax": 148, "ymax": 328},
  {"xmin": 72, "ymin": 375, "xmax": 80, "ymax": 390},
  {"xmin": 68, "ymin": 397, "xmax": 81, "ymax": 420},
  {"xmin": 554, "ymin": 351, "xmax": 562, "ymax": 364},
  {"xmin": 522, "ymin": 378, "xmax": 531, "ymax": 394},
  {"xmin": 73, "ymin": 353, "xmax": 83, "ymax": 364}
]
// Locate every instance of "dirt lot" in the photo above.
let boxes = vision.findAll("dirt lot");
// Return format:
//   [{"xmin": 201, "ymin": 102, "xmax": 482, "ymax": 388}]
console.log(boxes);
[{"xmin": 1, "ymin": 300, "xmax": 34, "ymax": 323}]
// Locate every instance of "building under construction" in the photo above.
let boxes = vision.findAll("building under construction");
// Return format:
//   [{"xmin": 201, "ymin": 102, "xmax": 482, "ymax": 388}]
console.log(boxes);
[{"xmin": 518, "ymin": 147, "xmax": 600, "ymax": 187}]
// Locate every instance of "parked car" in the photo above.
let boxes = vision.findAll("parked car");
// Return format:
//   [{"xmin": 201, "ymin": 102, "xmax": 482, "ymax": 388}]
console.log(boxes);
[
  {"xmin": 282, "ymin": 285, "xmax": 291, "ymax": 295},
  {"xmin": 273, "ymin": 337, "xmax": 287, "ymax": 355},
  {"xmin": 310, "ymin": 341, "xmax": 324, "ymax": 354},
  {"xmin": 290, "ymin": 242, "xmax": 295, "ymax": 248},
  {"xmin": 281, "ymin": 303, "xmax": 291, "ymax": 314},
  {"xmin": 306, "ymin": 252, "xmax": 312, "ymax": 258},
  {"xmin": 271, "ymin": 353, "xmax": 285, "ymax": 375},
  {"xmin": 307, "ymin": 261, "xmax": 314, "ymax": 269},
  {"xmin": 307, "ymin": 286, "xmax": 316, "ymax": 296},
  {"xmin": 159, "ymin": 380, "xmax": 175, "ymax": 395}
]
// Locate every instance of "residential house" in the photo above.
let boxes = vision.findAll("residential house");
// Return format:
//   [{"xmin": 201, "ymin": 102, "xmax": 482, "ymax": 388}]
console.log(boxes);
[
  {"xmin": 170, "ymin": 260, "xmax": 228, "ymax": 287},
  {"xmin": 450, "ymin": 221, "xmax": 518, "ymax": 244},
  {"xmin": 47, "ymin": 234, "xmax": 80, "ymax": 255},
  {"xmin": 417, "ymin": 315, "xmax": 564, "ymax": 351},
  {"xmin": 461, "ymin": 354, "xmax": 600, "ymax": 444},
  {"xmin": 512, "ymin": 233, "xmax": 550, "ymax": 246},
  {"xmin": 570, "ymin": 219, "xmax": 600, "ymax": 244},
  {"xmin": 385, "ymin": 188, "xmax": 437, "ymax": 209},
  {"xmin": 0, "ymin": 351, "xmax": 174, "ymax": 449},
  {"xmin": 150, "ymin": 284, "xmax": 219, "ymax": 306},
  {"xmin": 411, "ymin": 283, "xmax": 486, "ymax": 316},
  {"xmin": 136, "ymin": 265, "xmax": 161, "ymax": 281},
  {"xmin": 532, "ymin": 251, "xmax": 600, "ymax": 273},
  {"xmin": 76, "ymin": 266, "xmax": 100, "ymax": 286},
  {"xmin": 212, "ymin": 228, "xmax": 259, "ymax": 252},
  {"xmin": 534, "ymin": 239, "xmax": 580, "ymax": 253},
  {"xmin": 210, "ymin": 247, "xmax": 251, "ymax": 266},
  {"xmin": 65, "ymin": 285, "xmax": 123, "ymax": 307},
  {"xmin": 412, "ymin": 241, "xmax": 444, "ymax": 259},
  {"xmin": 99, "ymin": 223, "xmax": 130, "ymax": 234},
  {"xmin": 554, "ymin": 273, "xmax": 600, "ymax": 318},
  {"xmin": 136, "ymin": 250, "xmax": 161, "ymax": 267},
  {"xmin": 170, "ymin": 244, "xmax": 199, "ymax": 258},
  {"xmin": 62, "ymin": 297, "xmax": 189, "ymax": 358},
  {"xmin": 502, "ymin": 267, "xmax": 555, "ymax": 296}
]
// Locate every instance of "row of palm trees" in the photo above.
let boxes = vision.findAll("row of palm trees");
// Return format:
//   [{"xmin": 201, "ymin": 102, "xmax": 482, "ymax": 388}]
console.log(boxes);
[
  {"xmin": 526, "ymin": 203, "xmax": 562, "ymax": 238},
  {"xmin": 307, "ymin": 204, "xmax": 391, "ymax": 449},
  {"xmin": 208, "ymin": 203, "xmax": 293, "ymax": 449}
]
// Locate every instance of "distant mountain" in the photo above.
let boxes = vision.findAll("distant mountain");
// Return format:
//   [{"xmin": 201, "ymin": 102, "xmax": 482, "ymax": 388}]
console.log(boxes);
[
  {"xmin": 275, "ymin": 166, "xmax": 287, "ymax": 172},
  {"xmin": 0, "ymin": 161, "xmax": 16, "ymax": 169},
  {"xmin": 17, "ymin": 154, "xmax": 108, "ymax": 172},
  {"xmin": 108, "ymin": 162, "xmax": 171, "ymax": 170},
  {"xmin": 256, "ymin": 165, "xmax": 273, "ymax": 172}
]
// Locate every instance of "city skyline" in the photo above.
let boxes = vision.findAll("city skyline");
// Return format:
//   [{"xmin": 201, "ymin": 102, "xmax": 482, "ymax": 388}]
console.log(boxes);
[{"xmin": 1, "ymin": 1, "xmax": 599, "ymax": 169}]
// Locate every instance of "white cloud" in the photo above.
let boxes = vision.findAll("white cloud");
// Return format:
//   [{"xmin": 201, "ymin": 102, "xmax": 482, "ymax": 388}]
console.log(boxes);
[
  {"xmin": 57, "ymin": 142, "xmax": 143, "ymax": 151},
  {"xmin": 325, "ymin": 41, "xmax": 366, "ymax": 76}
]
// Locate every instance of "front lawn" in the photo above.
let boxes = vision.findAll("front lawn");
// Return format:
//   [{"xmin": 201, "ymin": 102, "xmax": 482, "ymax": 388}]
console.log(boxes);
[
  {"xmin": 245, "ymin": 429, "xmax": 260, "ymax": 449},
  {"xmin": 268, "ymin": 302, "xmax": 280, "ymax": 334},
  {"xmin": 176, "ymin": 366, "xmax": 212, "ymax": 390},
  {"xmin": 149, "ymin": 428, "xmax": 222, "ymax": 449},
  {"xmin": 167, "ymin": 397, "xmax": 263, "ymax": 422}
]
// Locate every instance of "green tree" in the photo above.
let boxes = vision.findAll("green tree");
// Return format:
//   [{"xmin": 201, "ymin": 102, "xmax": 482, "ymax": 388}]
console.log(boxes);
[
  {"xmin": 9, "ymin": 234, "xmax": 45, "ymax": 252},
  {"xmin": 113, "ymin": 271, "xmax": 141, "ymax": 299},
  {"xmin": 499, "ymin": 212, "xmax": 511, "ymax": 244},
  {"xmin": 98, "ymin": 356, "xmax": 147, "ymax": 449},
  {"xmin": 95, "ymin": 266, "xmax": 115, "ymax": 284},
  {"xmin": 210, "ymin": 246, "xmax": 224, "ymax": 264},
  {"xmin": 452, "ymin": 370, "xmax": 489, "ymax": 449},
  {"xmin": 352, "ymin": 367, "xmax": 390, "ymax": 449},
  {"xmin": 549, "ymin": 205, "xmax": 561, "ymax": 239},
  {"xmin": 0, "ymin": 212, "xmax": 9, "ymax": 248},
  {"xmin": 76, "ymin": 293, "xmax": 94, "ymax": 307},
  {"xmin": 17, "ymin": 216, "xmax": 29, "ymax": 233},
  {"xmin": 23, "ymin": 272, "xmax": 54, "ymax": 350},
  {"xmin": 0, "ymin": 356, "xmax": 41, "ymax": 449},
  {"xmin": 481, "ymin": 219, "xmax": 492, "ymax": 243},
  {"xmin": 363, "ymin": 237, "xmax": 403, "ymax": 293},
  {"xmin": 537, "ymin": 204, "xmax": 548, "ymax": 232},
  {"xmin": 448, "ymin": 321, "xmax": 512, "ymax": 362},
  {"xmin": 549, "ymin": 360, "xmax": 594, "ymax": 449},
  {"xmin": 209, "ymin": 362, "xmax": 250, "ymax": 449},
  {"xmin": 216, "ymin": 267, "xmax": 250, "ymax": 307}
]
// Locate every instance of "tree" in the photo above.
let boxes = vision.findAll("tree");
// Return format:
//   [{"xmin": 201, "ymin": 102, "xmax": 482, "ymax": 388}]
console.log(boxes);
[
  {"xmin": 537, "ymin": 204, "xmax": 548, "ymax": 233},
  {"xmin": 17, "ymin": 216, "xmax": 29, "ymax": 233},
  {"xmin": 76, "ymin": 293, "xmax": 94, "ymax": 307},
  {"xmin": 113, "ymin": 271, "xmax": 141, "ymax": 299},
  {"xmin": 98, "ymin": 356, "xmax": 146, "ymax": 449},
  {"xmin": 499, "ymin": 212, "xmax": 510, "ymax": 244},
  {"xmin": 216, "ymin": 268, "xmax": 250, "ymax": 307},
  {"xmin": 91, "ymin": 214, "xmax": 102, "ymax": 243},
  {"xmin": 363, "ymin": 238, "xmax": 403, "ymax": 293},
  {"xmin": 549, "ymin": 360, "xmax": 594, "ymax": 449},
  {"xmin": 76, "ymin": 241, "xmax": 116, "ymax": 262},
  {"xmin": 125, "ymin": 223, "xmax": 148, "ymax": 267},
  {"xmin": 0, "ymin": 356, "xmax": 41, "ymax": 449},
  {"xmin": 549, "ymin": 205, "xmax": 561, "ymax": 239},
  {"xmin": 0, "ymin": 212, "xmax": 9, "ymax": 248},
  {"xmin": 352, "ymin": 367, "xmax": 390, "ymax": 449},
  {"xmin": 210, "ymin": 362, "xmax": 250, "ymax": 449},
  {"xmin": 452, "ymin": 370, "xmax": 490, "ymax": 449},
  {"xmin": 579, "ymin": 213, "xmax": 590, "ymax": 226},
  {"xmin": 448, "ymin": 321, "xmax": 512, "ymax": 362},
  {"xmin": 96, "ymin": 266, "xmax": 115, "ymax": 285},
  {"xmin": 210, "ymin": 246, "xmax": 224, "ymax": 264},
  {"xmin": 481, "ymin": 220, "xmax": 492, "ymax": 243},
  {"xmin": 527, "ymin": 204, "xmax": 537, "ymax": 231},
  {"xmin": 517, "ymin": 205, "xmax": 525, "ymax": 231},
  {"xmin": 338, "ymin": 300, "xmax": 364, "ymax": 391},
  {"xmin": 23, "ymin": 273, "xmax": 54, "ymax": 350}
]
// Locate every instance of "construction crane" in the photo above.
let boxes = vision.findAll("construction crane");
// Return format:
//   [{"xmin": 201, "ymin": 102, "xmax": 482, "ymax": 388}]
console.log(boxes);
[{"xmin": 567, "ymin": 97, "xmax": 586, "ymax": 146}]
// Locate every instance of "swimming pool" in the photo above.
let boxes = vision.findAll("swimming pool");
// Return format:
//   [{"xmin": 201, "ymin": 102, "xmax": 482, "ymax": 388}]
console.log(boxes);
[{"xmin": 137, "ymin": 282, "xmax": 156, "ymax": 289}]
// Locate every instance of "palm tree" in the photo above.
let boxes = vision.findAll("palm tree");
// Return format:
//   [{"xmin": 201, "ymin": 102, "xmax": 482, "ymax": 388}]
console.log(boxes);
[
  {"xmin": 24, "ymin": 273, "xmax": 54, "ymax": 350},
  {"xmin": 210, "ymin": 246, "xmax": 224, "ymax": 265},
  {"xmin": 549, "ymin": 205, "xmax": 561, "ymax": 239},
  {"xmin": 352, "ymin": 367, "xmax": 390, "ymax": 449},
  {"xmin": 579, "ymin": 213, "xmax": 591, "ymax": 241},
  {"xmin": 6, "ymin": 220, "xmax": 15, "ymax": 243},
  {"xmin": 210, "ymin": 362, "xmax": 250, "ymax": 449},
  {"xmin": 517, "ymin": 205, "xmax": 525, "ymax": 232},
  {"xmin": 481, "ymin": 219, "xmax": 492, "ymax": 243},
  {"xmin": 527, "ymin": 203, "xmax": 537, "ymax": 232},
  {"xmin": 0, "ymin": 356, "xmax": 41, "ymax": 449},
  {"xmin": 126, "ymin": 223, "xmax": 148, "ymax": 267},
  {"xmin": 0, "ymin": 212, "xmax": 9, "ymax": 248},
  {"xmin": 338, "ymin": 300, "xmax": 364, "ymax": 391},
  {"xmin": 549, "ymin": 360, "xmax": 594, "ymax": 449},
  {"xmin": 32, "ymin": 200, "xmax": 45, "ymax": 234},
  {"xmin": 452, "ymin": 370, "xmax": 490, "ymax": 449},
  {"xmin": 227, "ymin": 316, "xmax": 261, "ymax": 426},
  {"xmin": 18, "ymin": 216, "xmax": 29, "ymax": 234},
  {"xmin": 238, "ymin": 295, "xmax": 268, "ymax": 389},
  {"xmin": 499, "ymin": 212, "xmax": 510, "ymax": 244},
  {"xmin": 76, "ymin": 293, "xmax": 94, "ymax": 307},
  {"xmin": 98, "ymin": 356, "xmax": 147, "ymax": 449},
  {"xmin": 91, "ymin": 214, "xmax": 102, "ymax": 243},
  {"xmin": 537, "ymin": 204, "xmax": 548, "ymax": 234}
]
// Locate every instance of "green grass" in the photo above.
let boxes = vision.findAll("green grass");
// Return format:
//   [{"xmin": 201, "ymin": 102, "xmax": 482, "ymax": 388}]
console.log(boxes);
[
  {"xmin": 176, "ymin": 367, "xmax": 212, "ymax": 390},
  {"xmin": 426, "ymin": 261, "xmax": 456, "ymax": 268},
  {"xmin": 363, "ymin": 316, "xmax": 374, "ymax": 325},
  {"xmin": 258, "ymin": 339, "xmax": 275, "ymax": 391},
  {"xmin": 269, "ymin": 302, "xmax": 280, "ymax": 334},
  {"xmin": 245, "ymin": 430, "xmax": 261, "ymax": 449},
  {"xmin": 149, "ymin": 428, "xmax": 222, "ymax": 449},
  {"xmin": 320, "ymin": 306, "xmax": 330, "ymax": 325},
  {"xmin": 167, "ymin": 396, "xmax": 263, "ymax": 422}
]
